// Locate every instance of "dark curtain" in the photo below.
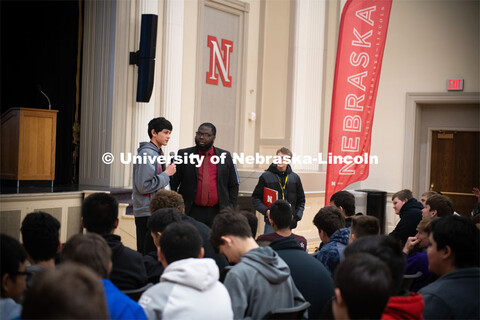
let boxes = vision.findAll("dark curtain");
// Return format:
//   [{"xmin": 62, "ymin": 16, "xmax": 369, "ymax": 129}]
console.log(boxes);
[{"xmin": 1, "ymin": 0, "xmax": 82, "ymax": 185}]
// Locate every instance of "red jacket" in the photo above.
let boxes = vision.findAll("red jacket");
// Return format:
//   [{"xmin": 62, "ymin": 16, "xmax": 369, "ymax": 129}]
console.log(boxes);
[{"xmin": 382, "ymin": 292, "xmax": 425, "ymax": 320}]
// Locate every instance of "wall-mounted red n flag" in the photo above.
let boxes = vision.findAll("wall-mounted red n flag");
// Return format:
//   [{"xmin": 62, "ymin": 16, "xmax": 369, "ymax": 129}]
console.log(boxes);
[
  {"xmin": 325, "ymin": 0, "xmax": 393, "ymax": 205},
  {"xmin": 206, "ymin": 35, "xmax": 233, "ymax": 87}
]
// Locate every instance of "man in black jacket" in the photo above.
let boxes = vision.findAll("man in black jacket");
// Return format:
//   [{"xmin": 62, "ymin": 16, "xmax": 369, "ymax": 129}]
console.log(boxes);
[
  {"xmin": 170, "ymin": 123, "xmax": 239, "ymax": 227},
  {"xmin": 389, "ymin": 189, "xmax": 423, "ymax": 245},
  {"xmin": 82, "ymin": 193, "xmax": 148, "ymax": 290},
  {"xmin": 252, "ymin": 147, "xmax": 305, "ymax": 234}
]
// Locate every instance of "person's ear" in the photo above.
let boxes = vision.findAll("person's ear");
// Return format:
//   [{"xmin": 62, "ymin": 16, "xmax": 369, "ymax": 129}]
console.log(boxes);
[
  {"xmin": 56, "ymin": 240, "xmax": 62, "ymax": 253},
  {"xmin": 334, "ymin": 288, "xmax": 345, "ymax": 307},
  {"xmin": 220, "ymin": 235, "xmax": 233, "ymax": 247},
  {"xmin": 158, "ymin": 246, "xmax": 167, "ymax": 267},
  {"xmin": 198, "ymin": 247, "xmax": 205, "ymax": 259},
  {"xmin": 81, "ymin": 217, "xmax": 85, "ymax": 229},
  {"xmin": 442, "ymin": 245, "xmax": 453, "ymax": 260},
  {"xmin": 332, "ymin": 288, "xmax": 350, "ymax": 320},
  {"xmin": 268, "ymin": 217, "xmax": 275, "ymax": 227},
  {"xmin": 431, "ymin": 210, "xmax": 438, "ymax": 218},
  {"xmin": 2, "ymin": 273, "xmax": 10, "ymax": 293},
  {"xmin": 339, "ymin": 206, "xmax": 346, "ymax": 216},
  {"xmin": 108, "ymin": 261, "xmax": 113, "ymax": 275},
  {"xmin": 151, "ymin": 231, "xmax": 162, "ymax": 248},
  {"xmin": 113, "ymin": 218, "xmax": 119, "ymax": 229},
  {"xmin": 350, "ymin": 232, "xmax": 356, "ymax": 242},
  {"xmin": 151, "ymin": 129, "xmax": 157, "ymax": 137}
]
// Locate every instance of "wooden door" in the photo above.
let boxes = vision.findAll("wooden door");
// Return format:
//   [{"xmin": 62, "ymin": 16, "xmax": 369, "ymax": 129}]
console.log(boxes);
[{"xmin": 430, "ymin": 131, "xmax": 479, "ymax": 216}]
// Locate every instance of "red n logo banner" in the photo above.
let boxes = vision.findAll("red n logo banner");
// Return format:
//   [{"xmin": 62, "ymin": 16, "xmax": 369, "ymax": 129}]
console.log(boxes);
[
  {"xmin": 325, "ymin": 0, "xmax": 392, "ymax": 204},
  {"xmin": 206, "ymin": 35, "xmax": 233, "ymax": 87}
]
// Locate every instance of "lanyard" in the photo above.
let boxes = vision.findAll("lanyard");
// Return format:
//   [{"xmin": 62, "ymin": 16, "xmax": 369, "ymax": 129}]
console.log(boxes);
[{"xmin": 277, "ymin": 175, "xmax": 288, "ymax": 200}]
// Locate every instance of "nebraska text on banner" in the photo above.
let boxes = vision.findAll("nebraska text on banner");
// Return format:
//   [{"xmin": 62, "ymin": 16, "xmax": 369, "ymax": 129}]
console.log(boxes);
[{"xmin": 325, "ymin": 0, "xmax": 393, "ymax": 204}]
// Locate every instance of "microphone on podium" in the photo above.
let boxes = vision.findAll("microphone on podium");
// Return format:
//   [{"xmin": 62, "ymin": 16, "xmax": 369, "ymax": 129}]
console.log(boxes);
[{"xmin": 37, "ymin": 85, "xmax": 52, "ymax": 110}]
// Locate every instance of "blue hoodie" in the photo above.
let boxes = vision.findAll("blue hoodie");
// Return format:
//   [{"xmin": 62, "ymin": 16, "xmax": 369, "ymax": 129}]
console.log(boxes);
[
  {"xmin": 102, "ymin": 279, "xmax": 147, "ymax": 320},
  {"xmin": 316, "ymin": 227, "xmax": 350, "ymax": 275}
]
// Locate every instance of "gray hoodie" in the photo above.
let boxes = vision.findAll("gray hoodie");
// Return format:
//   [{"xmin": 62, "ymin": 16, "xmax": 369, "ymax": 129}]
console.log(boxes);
[
  {"xmin": 132, "ymin": 142, "xmax": 170, "ymax": 217},
  {"xmin": 224, "ymin": 246, "xmax": 306, "ymax": 319},
  {"xmin": 139, "ymin": 258, "xmax": 233, "ymax": 320}
]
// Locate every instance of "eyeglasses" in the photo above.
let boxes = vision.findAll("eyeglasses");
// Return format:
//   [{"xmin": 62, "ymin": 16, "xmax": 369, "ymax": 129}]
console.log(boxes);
[
  {"xmin": 196, "ymin": 131, "xmax": 213, "ymax": 138},
  {"xmin": 14, "ymin": 271, "xmax": 31, "ymax": 277}
]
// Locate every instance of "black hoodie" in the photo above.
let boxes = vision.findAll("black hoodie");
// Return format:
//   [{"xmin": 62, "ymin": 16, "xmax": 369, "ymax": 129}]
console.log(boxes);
[
  {"xmin": 389, "ymin": 198, "xmax": 423, "ymax": 245},
  {"xmin": 103, "ymin": 234, "xmax": 148, "ymax": 290},
  {"xmin": 252, "ymin": 163, "xmax": 305, "ymax": 228}
]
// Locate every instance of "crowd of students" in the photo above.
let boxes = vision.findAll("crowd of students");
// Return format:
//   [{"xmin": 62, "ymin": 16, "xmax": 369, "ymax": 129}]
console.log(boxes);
[{"xmin": 1, "ymin": 188, "xmax": 479, "ymax": 319}]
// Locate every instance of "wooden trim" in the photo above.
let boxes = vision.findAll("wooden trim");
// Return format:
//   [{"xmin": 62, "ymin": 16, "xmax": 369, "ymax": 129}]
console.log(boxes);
[{"xmin": 403, "ymin": 92, "xmax": 480, "ymax": 194}]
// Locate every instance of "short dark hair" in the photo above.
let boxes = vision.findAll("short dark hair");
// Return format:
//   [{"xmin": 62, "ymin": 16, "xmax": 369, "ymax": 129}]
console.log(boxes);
[
  {"xmin": 150, "ymin": 189, "xmax": 185, "ymax": 213},
  {"xmin": 392, "ymin": 189, "xmax": 413, "ymax": 201},
  {"xmin": 148, "ymin": 117, "xmax": 173, "ymax": 139},
  {"xmin": 210, "ymin": 209, "xmax": 252, "ymax": 251},
  {"xmin": 312, "ymin": 206, "xmax": 345, "ymax": 237},
  {"xmin": 430, "ymin": 215, "xmax": 479, "ymax": 268},
  {"xmin": 335, "ymin": 253, "xmax": 392, "ymax": 319},
  {"xmin": 21, "ymin": 211, "xmax": 60, "ymax": 262},
  {"xmin": 239, "ymin": 210, "xmax": 258, "ymax": 238},
  {"xmin": 344, "ymin": 235, "xmax": 405, "ymax": 295},
  {"xmin": 147, "ymin": 208, "xmax": 182, "ymax": 233},
  {"xmin": 1, "ymin": 234, "xmax": 27, "ymax": 281},
  {"xmin": 351, "ymin": 215, "xmax": 380, "ymax": 238},
  {"xmin": 330, "ymin": 191, "xmax": 356, "ymax": 217},
  {"xmin": 270, "ymin": 200, "xmax": 293, "ymax": 229},
  {"xmin": 82, "ymin": 193, "xmax": 118, "ymax": 234},
  {"xmin": 426, "ymin": 194, "xmax": 454, "ymax": 217},
  {"xmin": 276, "ymin": 147, "xmax": 292, "ymax": 158},
  {"xmin": 21, "ymin": 262, "xmax": 108, "ymax": 319},
  {"xmin": 199, "ymin": 122, "xmax": 216, "ymax": 136},
  {"xmin": 160, "ymin": 222, "xmax": 203, "ymax": 264},
  {"xmin": 61, "ymin": 233, "xmax": 112, "ymax": 278}
]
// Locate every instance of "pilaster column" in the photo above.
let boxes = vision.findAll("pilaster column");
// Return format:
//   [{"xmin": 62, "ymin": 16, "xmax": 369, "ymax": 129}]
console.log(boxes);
[
  {"xmin": 291, "ymin": 0, "xmax": 326, "ymax": 171},
  {"xmin": 160, "ymin": 0, "xmax": 185, "ymax": 154}
]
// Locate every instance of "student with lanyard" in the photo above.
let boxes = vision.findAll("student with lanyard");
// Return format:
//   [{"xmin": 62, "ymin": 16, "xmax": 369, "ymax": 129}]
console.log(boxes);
[{"xmin": 252, "ymin": 147, "xmax": 306, "ymax": 234}]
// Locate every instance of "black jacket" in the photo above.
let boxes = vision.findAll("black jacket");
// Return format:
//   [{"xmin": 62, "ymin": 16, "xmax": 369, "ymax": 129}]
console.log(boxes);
[
  {"xmin": 270, "ymin": 237, "xmax": 334, "ymax": 319},
  {"xmin": 389, "ymin": 198, "xmax": 423, "ymax": 245},
  {"xmin": 251, "ymin": 163, "xmax": 305, "ymax": 228},
  {"xmin": 170, "ymin": 146, "xmax": 239, "ymax": 214},
  {"xmin": 103, "ymin": 234, "xmax": 148, "ymax": 290}
]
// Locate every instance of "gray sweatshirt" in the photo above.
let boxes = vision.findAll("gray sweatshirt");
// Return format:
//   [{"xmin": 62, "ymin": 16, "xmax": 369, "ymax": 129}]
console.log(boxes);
[
  {"xmin": 224, "ymin": 246, "xmax": 306, "ymax": 319},
  {"xmin": 132, "ymin": 142, "xmax": 170, "ymax": 217}
]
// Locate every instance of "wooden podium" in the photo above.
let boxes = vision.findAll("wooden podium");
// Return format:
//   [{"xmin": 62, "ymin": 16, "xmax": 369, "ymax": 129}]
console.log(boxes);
[{"xmin": 1, "ymin": 108, "xmax": 58, "ymax": 182}]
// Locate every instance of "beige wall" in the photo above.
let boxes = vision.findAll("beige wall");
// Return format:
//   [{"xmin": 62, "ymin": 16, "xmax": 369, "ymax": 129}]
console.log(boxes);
[
  {"xmin": 361, "ymin": 0, "xmax": 480, "ymax": 193},
  {"xmin": 178, "ymin": 0, "xmax": 479, "ymax": 234},
  {"xmin": 0, "ymin": 193, "xmax": 83, "ymax": 243}
]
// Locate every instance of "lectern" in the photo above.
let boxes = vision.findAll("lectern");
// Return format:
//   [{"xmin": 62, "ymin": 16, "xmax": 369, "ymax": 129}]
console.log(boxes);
[{"xmin": 0, "ymin": 108, "xmax": 58, "ymax": 187}]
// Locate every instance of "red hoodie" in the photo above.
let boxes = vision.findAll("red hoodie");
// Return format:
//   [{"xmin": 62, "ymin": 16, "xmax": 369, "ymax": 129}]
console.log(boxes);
[{"xmin": 381, "ymin": 292, "xmax": 425, "ymax": 320}]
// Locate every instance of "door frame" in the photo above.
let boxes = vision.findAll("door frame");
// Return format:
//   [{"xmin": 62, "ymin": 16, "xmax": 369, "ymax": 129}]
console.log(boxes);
[
  {"xmin": 403, "ymin": 92, "xmax": 480, "ymax": 196},
  {"xmin": 426, "ymin": 128, "xmax": 479, "ymax": 194}
]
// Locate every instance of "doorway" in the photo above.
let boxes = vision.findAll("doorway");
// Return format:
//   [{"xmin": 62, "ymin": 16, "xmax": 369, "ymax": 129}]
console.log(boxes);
[{"xmin": 429, "ymin": 130, "xmax": 479, "ymax": 216}]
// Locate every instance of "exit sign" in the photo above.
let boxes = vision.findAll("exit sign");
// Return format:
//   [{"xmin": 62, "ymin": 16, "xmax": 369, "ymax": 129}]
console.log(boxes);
[{"xmin": 447, "ymin": 79, "xmax": 464, "ymax": 91}]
